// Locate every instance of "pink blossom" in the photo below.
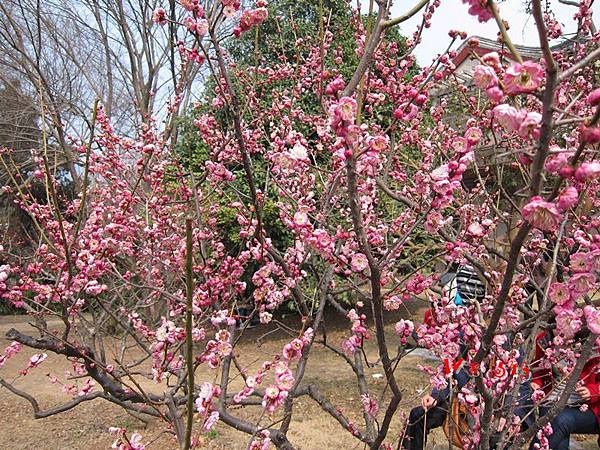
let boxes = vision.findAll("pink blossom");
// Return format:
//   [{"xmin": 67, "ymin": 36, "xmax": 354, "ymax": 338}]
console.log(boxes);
[
  {"xmin": 584, "ymin": 306, "xmax": 600, "ymax": 335},
  {"xmin": 350, "ymin": 253, "xmax": 368, "ymax": 272},
  {"xmin": 293, "ymin": 211, "xmax": 310, "ymax": 228},
  {"xmin": 568, "ymin": 272, "xmax": 596, "ymax": 297},
  {"xmin": 574, "ymin": 161, "xmax": 600, "ymax": 181},
  {"xmin": 152, "ymin": 8, "xmax": 167, "ymax": 25},
  {"xmin": 394, "ymin": 103, "xmax": 419, "ymax": 121},
  {"xmin": 464, "ymin": 127, "xmax": 482, "ymax": 146},
  {"xmin": 545, "ymin": 150, "xmax": 570, "ymax": 174},
  {"xmin": 482, "ymin": 52, "xmax": 501, "ymax": 67},
  {"xmin": 587, "ymin": 88, "xmax": 600, "ymax": 106},
  {"xmin": 503, "ymin": 61, "xmax": 544, "ymax": 95},
  {"xmin": 324, "ymin": 76, "xmax": 345, "ymax": 96},
  {"xmin": 361, "ymin": 394, "xmax": 378, "ymax": 418},
  {"xmin": 522, "ymin": 196, "xmax": 562, "ymax": 231},
  {"xmin": 549, "ymin": 282, "xmax": 572, "ymax": 306},
  {"xmin": 467, "ymin": 222, "xmax": 486, "ymax": 237},
  {"xmin": 569, "ymin": 252, "xmax": 590, "ymax": 273},
  {"xmin": 262, "ymin": 385, "xmax": 287, "ymax": 412},
  {"xmin": 462, "ymin": 0, "xmax": 493, "ymax": 22},
  {"xmin": 28, "ymin": 353, "xmax": 47, "ymax": 369},
  {"xmin": 518, "ymin": 112, "xmax": 542, "ymax": 139},
  {"xmin": 493, "ymin": 104, "xmax": 524, "ymax": 132},
  {"xmin": 430, "ymin": 164, "xmax": 449, "ymax": 181},
  {"xmin": 384, "ymin": 295, "xmax": 402, "ymax": 311},
  {"xmin": 473, "ymin": 65, "xmax": 498, "ymax": 89},
  {"xmin": 368, "ymin": 135, "xmax": 388, "ymax": 153},
  {"xmin": 202, "ymin": 411, "xmax": 220, "ymax": 432},
  {"xmin": 289, "ymin": 143, "xmax": 309, "ymax": 161},
  {"xmin": 336, "ymin": 97, "xmax": 357, "ymax": 122},
  {"xmin": 78, "ymin": 379, "xmax": 95, "ymax": 396},
  {"xmin": 555, "ymin": 309, "xmax": 582, "ymax": 338},
  {"xmin": 395, "ymin": 319, "xmax": 415, "ymax": 344},
  {"xmin": 342, "ymin": 335, "xmax": 361, "ymax": 354},
  {"xmin": 587, "ymin": 250, "xmax": 600, "ymax": 272},
  {"xmin": 557, "ymin": 186, "xmax": 578, "ymax": 211},
  {"xmin": 580, "ymin": 127, "xmax": 600, "ymax": 144},
  {"xmin": 486, "ymin": 86, "xmax": 504, "ymax": 103},
  {"xmin": 282, "ymin": 338, "xmax": 304, "ymax": 360}
]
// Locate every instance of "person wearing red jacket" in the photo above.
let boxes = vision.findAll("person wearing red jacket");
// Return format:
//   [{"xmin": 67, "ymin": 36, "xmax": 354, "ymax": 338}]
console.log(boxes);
[{"xmin": 531, "ymin": 330, "xmax": 600, "ymax": 449}]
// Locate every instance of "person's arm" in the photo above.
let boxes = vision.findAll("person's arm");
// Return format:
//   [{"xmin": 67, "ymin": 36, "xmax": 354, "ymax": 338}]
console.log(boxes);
[{"xmin": 431, "ymin": 367, "xmax": 470, "ymax": 403}]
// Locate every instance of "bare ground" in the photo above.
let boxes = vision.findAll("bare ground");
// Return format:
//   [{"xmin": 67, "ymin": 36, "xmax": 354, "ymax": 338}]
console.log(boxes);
[{"xmin": 0, "ymin": 310, "xmax": 596, "ymax": 450}]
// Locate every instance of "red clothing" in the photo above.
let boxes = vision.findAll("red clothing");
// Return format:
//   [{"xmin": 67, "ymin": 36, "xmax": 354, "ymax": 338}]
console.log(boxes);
[
  {"xmin": 423, "ymin": 308, "xmax": 435, "ymax": 327},
  {"xmin": 532, "ymin": 331, "xmax": 600, "ymax": 426}
]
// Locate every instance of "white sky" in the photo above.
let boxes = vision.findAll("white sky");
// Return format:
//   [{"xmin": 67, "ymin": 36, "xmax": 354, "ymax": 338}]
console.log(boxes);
[{"xmin": 386, "ymin": 0, "xmax": 599, "ymax": 65}]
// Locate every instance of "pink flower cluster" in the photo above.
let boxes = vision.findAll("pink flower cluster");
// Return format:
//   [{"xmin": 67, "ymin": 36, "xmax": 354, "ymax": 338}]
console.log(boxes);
[
  {"xmin": 361, "ymin": 394, "xmax": 378, "ymax": 418},
  {"xmin": 503, "ymin": 61, "xmax": 544, "ymax": 95},
  {"xmin": 234, "ymin": 7, "xmax": 268, "ymax": 37},
  {"xmin": 329, "ymin": 97, "xmax": 359, "ymax": 146},
  {"xmin": 522, "ymin": 196, "xmax": 562, "ymax": 231},
  {"xmin": 20, "ymin": 353, "xmax": 48, "ymax": 376},
  {"xmin": 152, "ymin": 8, "xmax": 167, "ymax": 25},
  {"xmin": 195, "ymin": 382, "xmax": 221, "ymax": 432},
  {"xmin": 342, "ymin": 308, "xmax": 369, "ymax": 354},
  {"xmin": 493, "ymin": 104, "xmax": 542, "ymax": 139},
  {"xmin": 248, "ymin": 431, "xmax": 271, "ymax": 450},
  {"xmin": 108, "ymin": 428, "xmax": 145, "ymax": 450},
  {"xmin": 462, "ymin": 0, "xmax": 493, "ymax": 22},
  {"xmin": 0, "ymin": 341, "xmax": 21, "ymax": 368},
  {"xmin": 394, "ymin": 319, "xmax": 415, "ymax": 345},
  {"xmin": 324, "ymin": 76, "xmax": 346, "ymax": 96},
  {"xmin": 199, "ymin": 330, "xmax": 233, "ymax": 369}
]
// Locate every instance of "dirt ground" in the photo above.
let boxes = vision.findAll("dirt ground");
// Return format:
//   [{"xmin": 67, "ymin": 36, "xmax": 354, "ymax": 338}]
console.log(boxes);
[{"xmin": 0, "ymin": 307, "xmax": 596, "ymax": 450}]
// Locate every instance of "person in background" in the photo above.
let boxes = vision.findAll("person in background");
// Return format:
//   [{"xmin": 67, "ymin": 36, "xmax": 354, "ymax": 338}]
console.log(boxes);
[
  {"xmin": 530, "ymin": 328, "xmax": 600, "ymax": 449},
  {"xmin": 402, "ymin": 264, "xmax": 486, "ymax": 450},
  {"xmin": 402, "ymin": 263, "xmax": 534, "ymax": 449}
]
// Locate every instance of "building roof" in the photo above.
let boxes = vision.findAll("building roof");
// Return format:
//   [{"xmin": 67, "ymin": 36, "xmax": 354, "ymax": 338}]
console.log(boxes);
[{"xmin": 452, "ymin": 35, "xmax": 581, "ymax": 68}]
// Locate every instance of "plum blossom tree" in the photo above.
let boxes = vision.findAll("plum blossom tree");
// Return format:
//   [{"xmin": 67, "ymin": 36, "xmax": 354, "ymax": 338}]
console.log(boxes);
[{"xmin": 1, "ymin": 0, "xmax": 600, "ymax": 449}]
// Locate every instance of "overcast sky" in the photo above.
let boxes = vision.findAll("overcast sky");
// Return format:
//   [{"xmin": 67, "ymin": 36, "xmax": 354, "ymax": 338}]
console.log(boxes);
[{"xmin": 386, "ymin": 0, "xmax": 599, "ymax": 65}]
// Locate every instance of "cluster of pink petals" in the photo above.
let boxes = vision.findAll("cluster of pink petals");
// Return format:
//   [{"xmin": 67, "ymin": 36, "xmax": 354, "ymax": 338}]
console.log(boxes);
[
  {"xmin": 361, "ymin": 394, "xmax": 378, "ymax": 418},
  {"xmin": 152, "ymin": 8, "xmax": 167, "ymax": 25},
  {"xmin": 248, "ymin": 431, "xmax": 271, "ymax": 450},
  {"xmin": 522, "ymin": 196, "xmax": 562, "ymax": 231},
  {"xmin": 0, "ymin": 341, "xmax": 21, "ymax": 368},
  {"xmin": 199, "ymin": 330, "xmax": 232, "ymax": 369},
  {"xmin": 324, "ymin": 76, "xmax": 345, "ymax": 96},
  {"xmin": 580, "ymin": 127, "xmax": 600, "ymax": 145},
  {"xmin": 503, "ymin": 61, "xmax": 544, "ymax": 95},
  {"xmin": 221, "ymin": 0, "xmax": 241, "ymax": 17},
  {"xmin": 109, "ymin": 428, "xmax": 145, "ymax": 450},
  {"xmin": 556, "ymin": 186, "xmax": 578, "ymax": 211},
  {"xmin": 544, "ymin": 147, "xmax": 573, "ymax": 175},
  {"xmin": 493, "ymin": 104, "xmax": 542, "ymax": 139},
  {"xmin": 462, "ymin": 0, "xmax": 493, "ymax": 22},
  {"xmin": 587, "ymin": 88, "xmax": 600, "ymax": 106},
  {"xmin": 350, "ymin": 253, "xmax": 368, "ymax": 272},
  {"xmin": 282, "ymin": 338, "xmax": 304, "ymax": 360},
  {"xmin": 383, "ymin": 295, "xmax": 403, "ymax": 311},
  {"xmin": 342, "ymin": 308, "xmax": 369, "ymax": 354},
  {"xmin": 195, "ymin": 382, "xmax": 221, "ymax": 432},
  {"xmin": 262, "ymin": 384, "xmax": 288, "ymax": 413},
  {"xmin": 235, "ymin": 7, "xmax": 268, "ymax": 37},
  {"xmin": 584, "ymin": 306, "xmax": 600, "ymax": 335},
  {"xmin": 472, "ymin": 63, "xmax": 505, "ymax": 101},
  {"xmin": 330, "ymin": 97, "xmax": 358, "ymax": 146},
  {"xmin": 395, "ymin": 319, "xmax": 415, "ymax": 345},
  {"xmin": 184, "ymin": 17, "xmax": 209, "ymax": 37},
  {"xmin": 574, "ymin": 161, "xmax": 600, "ymax": 181}
]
